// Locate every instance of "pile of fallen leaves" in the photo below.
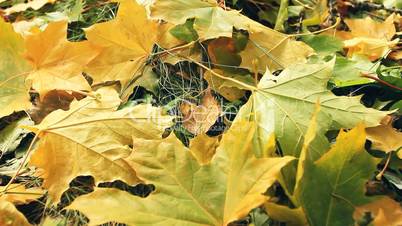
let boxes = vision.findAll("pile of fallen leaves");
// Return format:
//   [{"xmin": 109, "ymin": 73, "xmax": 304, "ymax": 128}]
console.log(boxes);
[{"xmin": 0, "ymin": 0, "xmax": 401, "ymax": 225}]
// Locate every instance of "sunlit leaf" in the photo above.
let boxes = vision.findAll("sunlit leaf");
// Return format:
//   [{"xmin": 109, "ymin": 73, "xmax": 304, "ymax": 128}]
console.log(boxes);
[
  {"xmin": 366, "ymin": 124, "xmax": 402, "ymax": 153},
  {"xmin": 24, "ymin": 21, "xmax": 100, "ymax": 97},
  {"xmin": 67, "ymin": 121, "xmax": 294, "ymax": 225},
  {"xmin": 342, "ymin": 15, "xmax": 398, "ymax": 60},
  {"xmin": 84, "ymin": 0, "xmax": 158, "ymax": 88},
  {"xmin": 27, "ymin": 87, "xmax": 173, "ymax": 202},
  {"xmin": 189, "ymin": 133, "xmax": 220, "ymax": 165}
]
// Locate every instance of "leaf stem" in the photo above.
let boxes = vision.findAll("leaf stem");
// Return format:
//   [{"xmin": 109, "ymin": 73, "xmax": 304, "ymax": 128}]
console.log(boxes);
[
  {"xmin": 3, "ymin": 191, "xmax": 44, "ymax": 196},
  {"xmin": 376, "ymin": 152, "xmax": 391, "ymax": 180}
]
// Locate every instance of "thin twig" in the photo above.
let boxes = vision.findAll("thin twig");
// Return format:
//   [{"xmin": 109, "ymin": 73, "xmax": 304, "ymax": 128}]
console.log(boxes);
[
  {"xmin": 0, "ymin": 133, "xmax": 39, "ymax": 195},
  {"xmin": 181, "ymin": 55, "xmax": 257, "ymax": 91},
  {"xmin": 361, "ymin": 73, "xmax": 402, "ymax": 92},
  {"xmin": 288, "ymin": 18, "xmax": 341, "ymax": 37},
  {"xmin": 292, "ymin": 0, "xmax": 314, "ymax": 10},
  {"xmin": 349, "ymin": 0, "xmax": 402, "ymax": 14},
  {"xmin": 66, "ymin": 89, "xmax": 99, "ymax": 99},
  {"xmin": 4, "ymin": 191, "xmax": 44, "ymax": 195},
  {"xmin": 152, "ymin": 41, "xmax": 198, "ymax": 57}
]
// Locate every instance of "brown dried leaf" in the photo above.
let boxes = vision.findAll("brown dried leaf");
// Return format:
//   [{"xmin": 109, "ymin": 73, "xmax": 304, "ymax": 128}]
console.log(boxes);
[
  {"xmin": 180, "ymin": 90, "xmax": 221, "ymax": 135},
  {"xmin": 28, "ymin": 90, "xmax": 84, "ymax": 124}
]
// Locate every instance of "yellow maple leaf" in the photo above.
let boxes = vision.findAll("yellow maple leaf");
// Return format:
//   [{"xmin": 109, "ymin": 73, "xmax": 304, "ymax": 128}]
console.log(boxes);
[
  {"xmin": 189, "ymin": 133, "xmax": 220, "ymax": 165},
  {"xmin": 0, "ymin": 200, "xmax": 30, "ymax": 226},
  {"xmin": 0, "ymin": 19, "xmax": 32, "ymax": 118},
  {"xmin": 342, "ymin": 15, "xmax": 398, "ymax": 60},
  {"xmin": 24, "ymin": 21, "xmax": 100, "ymax": 98},
  {"xmin": 66, "ymin": 121, "xmax": 294, "ymax": 226},
  {"xmin": 240, "ymin": 20, "xmax": 314, "ymax": 72},
  {"xmin": 26, "ymin": 87, "xmax": 173, "ymax": 202},
  {"xmin": 366, "ymin": 124, "xmax": 402, "ymax": 153},
  {"xmin": 84, "ymin": 0, "xmax": 158, "ymax": 89}
]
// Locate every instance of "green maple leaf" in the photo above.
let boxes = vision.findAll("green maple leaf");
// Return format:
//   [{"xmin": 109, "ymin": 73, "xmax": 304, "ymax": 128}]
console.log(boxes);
[
  {"xmin": 296, "ymin": 123, "xmax": 379, "ymax": 226},
  {"xmin": 236, "ymin": 59, "xmax": 387, "ymax": 158},
  {"xmin": 266, "ymin": 106, "xmax": 380, "ymax": 226}
]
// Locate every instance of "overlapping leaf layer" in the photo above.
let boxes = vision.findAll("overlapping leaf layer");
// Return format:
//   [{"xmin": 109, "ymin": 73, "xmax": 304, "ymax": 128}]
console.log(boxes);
[{"xmin": 0, "ymin": 0, "xmax": 401, "ymax": 225}]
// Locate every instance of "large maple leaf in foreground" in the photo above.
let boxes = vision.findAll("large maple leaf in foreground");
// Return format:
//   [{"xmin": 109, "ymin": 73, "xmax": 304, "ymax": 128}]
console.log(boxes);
[
  {"xmin": 67, "ymin": 121, "xmax": 294, "ymax": 226},
  {"xmin": 26, "ymin": 87, "xmax": 173, "ymax": 202}
]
